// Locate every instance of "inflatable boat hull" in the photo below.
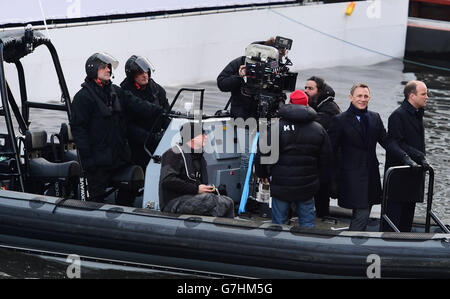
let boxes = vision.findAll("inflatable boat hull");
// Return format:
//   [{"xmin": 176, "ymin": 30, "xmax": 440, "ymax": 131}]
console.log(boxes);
[{"xmin": 0, "ymin": 190, "xmax": 449, "ymax": 278}]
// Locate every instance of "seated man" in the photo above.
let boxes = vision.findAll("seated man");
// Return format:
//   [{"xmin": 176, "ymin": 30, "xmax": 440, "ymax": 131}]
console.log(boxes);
[{"xmin": 158, "ymin": 122, "xmax": 234, "ymax": 218}]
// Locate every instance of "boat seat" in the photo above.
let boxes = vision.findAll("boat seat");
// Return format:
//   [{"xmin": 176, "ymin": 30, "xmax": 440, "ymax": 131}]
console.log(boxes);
[
  {"xmin": 59, "ymin": 123, "xmax": 78, "ymax": 162},
  {"xmin": 51, "ymin": 123, "xmax": 79, "ymax": 163},
  {"xmin": 25, "ymin": 130, "xmax": 81, "ymax": 180},
  {"xmin": 29, "ymin": 157, "xmax": 80, "ymax": 178},
  {"xmin": 0, "ymin": 158, "xmax": 15, "ymax": 176},
  {"xmin": 111, "ymin": 165, "xmax": 144, "ymax": 190}
]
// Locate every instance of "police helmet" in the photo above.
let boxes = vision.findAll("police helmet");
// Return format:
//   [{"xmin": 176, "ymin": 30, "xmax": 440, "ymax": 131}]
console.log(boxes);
[
  {"xmin": 125, "ymin": 55, "xmax": 155, "ymax": 79},
  {"xmin": 85, "ymin": 52, "xmax": 119, "ymax": 79}
]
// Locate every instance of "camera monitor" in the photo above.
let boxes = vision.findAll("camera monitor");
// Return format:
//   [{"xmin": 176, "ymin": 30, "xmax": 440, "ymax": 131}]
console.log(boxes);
[{"xmin": 274, "ymin": 36, "xmax": 292, "ymax": 50}]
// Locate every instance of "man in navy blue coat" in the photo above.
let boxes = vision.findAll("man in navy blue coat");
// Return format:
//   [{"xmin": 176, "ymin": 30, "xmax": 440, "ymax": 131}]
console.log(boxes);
[{"xmin": 328, "ymin": 83, "xmax": 401, "ymax": 231}]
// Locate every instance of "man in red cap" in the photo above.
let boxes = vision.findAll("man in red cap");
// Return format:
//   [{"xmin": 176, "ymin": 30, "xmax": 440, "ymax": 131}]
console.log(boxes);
[
  {"xmin": 255, "ymin": 90, "xmax": 332, "ymax": 227},
  {"xmin": 289, "ymin": 89, "xmax": 309, "ymax": 106}
]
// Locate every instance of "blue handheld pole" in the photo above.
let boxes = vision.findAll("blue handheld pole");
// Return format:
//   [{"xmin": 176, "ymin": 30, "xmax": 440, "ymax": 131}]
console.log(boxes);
[{"xmin": 238, "ymin": 131, "xmax": 260, "ymax": 215}]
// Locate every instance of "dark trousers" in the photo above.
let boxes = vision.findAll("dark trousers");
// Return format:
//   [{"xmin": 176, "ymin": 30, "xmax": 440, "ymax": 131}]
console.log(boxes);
[
  {"xmin": 86, "ymin": 167, "xmax": 136, "ymax": 207},
  {"xmin": 349, "ymin": 207, "xmax": 372, "ymax": 231},
  {"xmin": 163, "ymin": 193, "xmax": 235, "ymax": 218},
  {"xmin": 385, "ymin": 202, "xmax": 416, "ymax": 232},
  {"xmin": 129, "ymin": 141, "xmax": 150, "ymax": 173},
  {"xmin": 315, "ymin": 185, "xmax": 330, "ymax": 217}
]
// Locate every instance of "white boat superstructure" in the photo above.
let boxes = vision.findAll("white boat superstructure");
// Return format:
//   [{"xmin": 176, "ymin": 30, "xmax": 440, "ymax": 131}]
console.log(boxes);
[{"xmin": 1, "ymin": 0, "xmax": 409, "ymax": 103}]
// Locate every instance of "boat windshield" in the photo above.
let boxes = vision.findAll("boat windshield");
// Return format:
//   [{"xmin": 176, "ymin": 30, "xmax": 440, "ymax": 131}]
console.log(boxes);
[{"xmin": 169, "ymin": 89, "xmax": 204, "ymax": 118}]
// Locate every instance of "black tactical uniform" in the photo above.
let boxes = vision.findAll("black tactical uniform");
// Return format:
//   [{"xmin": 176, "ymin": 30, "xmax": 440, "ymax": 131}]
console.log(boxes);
[
  {"xmin": 120, "ymin": 55, "xmax": 170, "ymax": 169},
  {"xmin": 70, "ymin": 53, "xmax": 161, "ymax": 206}
]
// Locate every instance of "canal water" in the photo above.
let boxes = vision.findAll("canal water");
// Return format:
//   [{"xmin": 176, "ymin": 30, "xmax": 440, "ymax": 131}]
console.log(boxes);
[{"xmin": 0, "ymin": 59, "xmax": 449, "ymax": 278}]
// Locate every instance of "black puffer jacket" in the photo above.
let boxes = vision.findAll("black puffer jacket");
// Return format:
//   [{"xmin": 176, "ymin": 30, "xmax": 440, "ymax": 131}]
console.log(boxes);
[
  {"xmin": 70, "ymin": 78, "xmax": 162, "ymax": 172},
  {"xmin": 256, "ymin": 104, "xmax": 332, "ymax": 202},
  {"xmin": 217, "ymin": 56, "xmax": 257, "ymax": 119},
  {"xmin": 309, "ymin": 84, "xmax": 341, "ymax": 130}
]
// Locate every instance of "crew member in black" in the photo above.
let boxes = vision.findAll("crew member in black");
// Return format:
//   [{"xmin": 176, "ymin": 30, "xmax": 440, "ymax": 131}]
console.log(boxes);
[
  {"xmin": 159, "ymin": 122, "xmax": 234, "ymax": 218},
  {"xmin": 217, "ymin": 37, "xmax": 287, "ymax": 197},
  {"xmin": 217, "ymin": 37, "xmax": 287, "ymax": 120},
  {"xmin": 384, "ymin": 80, "xmax": 430, "ymax": 232},
  {"xmin": 120, "ymin": 55, "xmax": 170, "ymax": 170},
  {"xmin": 255, "ymin": 90, "xmax": 332, "ymax": 227},
  {"xmin": 304, "ymin": 76, "xmax": 341, "ymax": 131},
  {"xmin": 70, "ymin": 52, "xmax": 161, "ymax": 206},
  {"xmin": 304, "ymin": 76, "xmax": 341, "ymax": 217}
]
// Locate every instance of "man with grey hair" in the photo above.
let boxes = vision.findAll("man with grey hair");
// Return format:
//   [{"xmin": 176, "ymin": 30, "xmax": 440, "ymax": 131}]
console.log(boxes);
[{"xmin": 384, "ymin": 80, "xmax": 430, "ymax": 232}]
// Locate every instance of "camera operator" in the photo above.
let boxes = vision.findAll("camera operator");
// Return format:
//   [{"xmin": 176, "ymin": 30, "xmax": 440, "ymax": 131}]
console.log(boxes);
[
  {"xmin": 217, "ymin": 37, "xmax": 287, "ymax": 120},
  {"xmin": 217, "ymin": 37, "xmax": 292, "ymax": 198}
]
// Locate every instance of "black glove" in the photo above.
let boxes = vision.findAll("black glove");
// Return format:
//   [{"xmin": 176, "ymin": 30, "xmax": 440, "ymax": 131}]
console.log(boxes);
[
  {"xmin": 402, "ymin": 155, "xmax": 419, "ymax": 168},
  {"xmin": 420, "ymin": 157, "xmax": 431, "ymax": 170}
]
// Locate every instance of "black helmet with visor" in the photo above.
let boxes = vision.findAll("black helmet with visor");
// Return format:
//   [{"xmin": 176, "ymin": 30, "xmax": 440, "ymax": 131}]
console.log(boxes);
[
  {"xmin": 125, "ymin": 55, "xmax": 155, "ymax": 79},
  {"xmin": 85, "ymin": 52, "xmax": 119, "ymax": 79}
]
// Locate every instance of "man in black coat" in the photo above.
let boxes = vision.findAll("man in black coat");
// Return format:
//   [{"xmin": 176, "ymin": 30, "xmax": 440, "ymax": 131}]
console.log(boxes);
[
  {"xmin": 70, "ymin": 52, "xmax": 162, "ymax": 206},
  {"xmin": 159, "ymin": 122, "xmax": 234, "ymax": 218},
  {"xmin": 328, "ymin": 83, "xmax": 402, "ymax": 231},
  {"xmin": 120, "ymin": 55, "xmax": 170, "ymax": 170},
  {"xmin": 384, "ymin": 80, "xmax": 430, "ymax": 232},
  {"xmin": 304, "ymin": 76, "xmax": 341, "ymax": 217},
  {"xmin": 217, "ymin": 37, "xmax": 288, "ymax": 199},
  {"xmin": 305, "ymin": 76, "xmax": 341, "ymax": 130},
  {"xmin": 256, "ymin": 90, "xmax": 332, "ymax": 227},
  {"xmin": 217, "ymin": 55, "xmax": 256, "ymax": 120},
  {"xmin": 217, "ymin": 38, "xmax": 285, "ymax": 119}
]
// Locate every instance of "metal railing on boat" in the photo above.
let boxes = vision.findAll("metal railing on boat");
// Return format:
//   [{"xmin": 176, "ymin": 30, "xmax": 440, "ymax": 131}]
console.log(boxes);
[{"xmin": 381, "ymin": 165, "xmax": 450, "ymax": 234}]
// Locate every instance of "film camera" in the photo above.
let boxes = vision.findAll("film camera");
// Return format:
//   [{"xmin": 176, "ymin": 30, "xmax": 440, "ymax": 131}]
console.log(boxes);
[{"xmin": 242, "ymin": 36, "xmax": 298, "ymax": 118}]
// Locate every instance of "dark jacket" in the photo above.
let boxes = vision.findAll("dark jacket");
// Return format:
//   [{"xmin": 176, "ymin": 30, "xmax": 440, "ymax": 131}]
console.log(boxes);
[
  {"xmin": 217, "ymin": 56, "xmax": 257, "ymax": 119},
  {"xmin": 70, "ymin": 79, "xmax": 161, "ymax": 172},
  {"xmin": 384, "ymin": 100, "xmax": 426, "ymax": 203},
  {"xmin": 385, "ymin": 100, "xmax": 425, "ymax": 169},
  {"xmin": 256, "ymin": 104, "xmax": 332, "ymax": 202},
  {"xmin": 120, "ymin": 77, "xmax": 170, "ymax": 113},
  {"xmin": 328, "ymin": 105, "xmax": 391, "ymax": 209},
  {"xmin": 120, "ymin": 77, "xmax": 170, "ymax": 141},
  {"xmin": 310, "ymin": 84, "xmax": 341, "ymax": 130},
  {"xmin": 159, "ymin": 145, "xmax": 208, "ymax": 211},
  {"xmin": 120, "ymin": 77, "xmax": 170, "ymax": 165}
]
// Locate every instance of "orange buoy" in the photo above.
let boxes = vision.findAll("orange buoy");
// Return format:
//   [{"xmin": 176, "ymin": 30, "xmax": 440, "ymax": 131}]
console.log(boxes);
[{"xmin": 346, "ymin": 2, "xmax": 356, "ymax": 16}]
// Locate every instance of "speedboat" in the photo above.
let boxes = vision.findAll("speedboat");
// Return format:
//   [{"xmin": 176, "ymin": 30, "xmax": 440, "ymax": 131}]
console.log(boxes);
[{"xmin": 1, "ymin": 28, "xmax": 449, "ymax": 279}]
